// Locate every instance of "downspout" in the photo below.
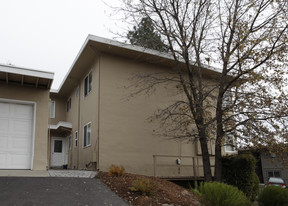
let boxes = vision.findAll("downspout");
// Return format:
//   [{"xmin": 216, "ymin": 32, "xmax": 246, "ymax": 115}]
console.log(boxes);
[
  {"xmin": 47, "ymin": 99, "xmax": 51, "ymax": 170},
  {"xmin": 77, "ymin": 82, "xmax": 81, "ymax": 168},
  {"xmin": 97, "ymin": 54, "xmax": 101, "ymax": 171}
]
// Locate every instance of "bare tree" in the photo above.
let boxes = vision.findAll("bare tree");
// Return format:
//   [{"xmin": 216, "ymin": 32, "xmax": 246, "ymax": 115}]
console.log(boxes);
[{"xmin": 120, "ymin": 0, "xmax": 288, "ymax": 181}]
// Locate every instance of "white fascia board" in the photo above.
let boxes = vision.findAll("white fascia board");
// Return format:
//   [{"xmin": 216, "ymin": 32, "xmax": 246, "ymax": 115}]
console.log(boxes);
[
  {"xmin": 0, "ymin": 64, "xmax": 54, "ymax": 79},
  {"xmin": 87, "ymin": 35, "xmax": 222, "ymax": 73},
  {"xmin": 56, "ymin": 35, "xmax": 92, "ymax": 93},
  {"xmin": 55, "ymin": 34, "xmax": 222, "ymax": 93},
  {"xmin": 49, "ymin": 121, "xmax": 72, "ymax": 130},
  {"xmin": 50, "ymin": 89, "xmax": 58, "ymax": 93}
]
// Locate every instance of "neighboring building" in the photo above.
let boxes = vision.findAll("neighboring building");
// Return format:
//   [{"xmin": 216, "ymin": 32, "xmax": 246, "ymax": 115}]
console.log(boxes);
[
  {"xmin": 0, "ymin": 35, "xmax": 232, "ymax": 179},
  {"xmin": 261, "ymin": 152, "xmax": 288, "ymax": 184}
]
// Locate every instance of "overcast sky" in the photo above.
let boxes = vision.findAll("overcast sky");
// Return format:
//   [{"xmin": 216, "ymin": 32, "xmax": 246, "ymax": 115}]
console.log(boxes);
[{"xmin": 0, "ymin": 0, "xmax": 126, "ymax": 89}]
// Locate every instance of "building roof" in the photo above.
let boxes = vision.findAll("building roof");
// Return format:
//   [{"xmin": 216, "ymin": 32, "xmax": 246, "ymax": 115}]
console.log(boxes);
[
  {"xmin": 0, "ymin": 64, "xmax": 54, "ymax": 89},
  {"xmin": 54, "ymin": 35, "xmax": 222, "ymax": 96}
]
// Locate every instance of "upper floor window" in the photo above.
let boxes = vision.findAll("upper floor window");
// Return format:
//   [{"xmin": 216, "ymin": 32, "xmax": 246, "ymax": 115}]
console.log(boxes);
[
  {"xmin": 66, "ymin": 97, "xmax": 71, "ymax": 112},
  {"xmin": 76, "ymin": 86, "xmax": 79, "ymax": 97},
  {"xmin": 50, "ymin": 101, "xmax": 55, "ymax": 118},
  {"xmin": 84, "ymin": 72, "xmax": 92, "ymax": 97},
  {"xmin": 224, "ymin": 136, "xmax": 236, "ymax": 152}
]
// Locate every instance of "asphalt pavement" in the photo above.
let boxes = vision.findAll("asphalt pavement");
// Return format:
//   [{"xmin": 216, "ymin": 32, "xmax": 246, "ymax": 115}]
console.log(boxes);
[{"xmin": 0, "ymin": 177, "xmax": 128, "ymax": 206}]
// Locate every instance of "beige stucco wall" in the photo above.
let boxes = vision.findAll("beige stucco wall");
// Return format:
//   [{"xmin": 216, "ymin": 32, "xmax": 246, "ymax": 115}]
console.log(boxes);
[
  {"xmin": 48, "ymin": 49, "xmax": 225, "ymax": 177},
  {"xmin": 98, "ymin": 53, "xmax": 210, "ymax": 177},
  {"xmin": 49, "ymin": 94, "xmax": 66, "ymax": 126},
  {"xmin": 0, "ymin": 84, "xmax": 50, "ymax": 170},
  {"xmin": 52, "ymin": 57, "xmax": 100, "ymax": 169}
]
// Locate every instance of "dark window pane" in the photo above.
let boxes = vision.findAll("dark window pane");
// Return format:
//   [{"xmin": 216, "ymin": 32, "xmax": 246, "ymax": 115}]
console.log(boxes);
[
  {"xmin": 274, "ymin": 172, "xmax": 280, "ymax": 177},
  {"xmin": 84, "ymin": 76, "xmax": 88, "ymax": 96},
  {"xmin": 54, "ymin": 140, "xmax": 62, "ymax": 153},
  {"xmin": 268, "ymin": 172, "xmax": 273, "ymax": 177},
  {"xmin": 84, "ymin": 125, "xmax": 87, "ymax": 146},
  {"xmin": 88, "ymin": 72, "xmax": 92, "ymax": 92}
]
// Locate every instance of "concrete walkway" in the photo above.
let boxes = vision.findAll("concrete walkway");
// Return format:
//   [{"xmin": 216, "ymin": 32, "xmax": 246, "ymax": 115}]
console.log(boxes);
[
  {"xmin": 48, "ymin": 170, "xmax": 97, "ymax": 178},
  {"xmin": 0, "ymin": 177, "xmax": 128, "ymax": 206},
  {"xmin": 0, "ymin": 170, "xmax": 97, "ymax": 178}
]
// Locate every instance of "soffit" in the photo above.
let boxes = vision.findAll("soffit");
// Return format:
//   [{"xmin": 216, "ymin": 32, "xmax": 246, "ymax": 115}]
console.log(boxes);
[{"xmin": 0, "ymin": 64, "xmax": 54, "ymax": 89}]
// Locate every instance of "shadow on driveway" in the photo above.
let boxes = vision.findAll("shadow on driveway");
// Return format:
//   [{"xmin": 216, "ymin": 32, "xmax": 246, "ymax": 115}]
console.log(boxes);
[{"xmin": 0, "ymin": 177, "xmax": 128, "ymax": 206}]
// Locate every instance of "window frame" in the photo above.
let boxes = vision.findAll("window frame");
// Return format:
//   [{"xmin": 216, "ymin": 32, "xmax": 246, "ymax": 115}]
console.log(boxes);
[
  {"xmin": 84, "ymin": 71, "xmax": 92, "ymax": 97},
  {"xmin": 74, "ymin": 131, "xmax": 78, "ymax": 147},
  {"xmin": 224, "ymin": 136, "xmax": 236, "ymax": 153},
  {"xmin": 83, "ymin": 122, "xmax": 91, "ymax": 148},
  {"xmin": 66, "ymin": 97, "xmax": 71, "ymax": 112},
  {"xmin": 50, "ymin": 100, "xmax": 55, "ymax": 118},
  {"xmin": 268, "ymin": 171, "xmax": 281, "ymax": 178},
  {"xmin": 68, "ymin": 135, "xmax": 72, "ymax": 150}
]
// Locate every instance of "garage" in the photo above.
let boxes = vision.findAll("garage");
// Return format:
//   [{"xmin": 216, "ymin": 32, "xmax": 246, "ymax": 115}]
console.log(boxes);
[{"xmin": 0, "ymin": 101, "xmax": 34, "ymax": 169}]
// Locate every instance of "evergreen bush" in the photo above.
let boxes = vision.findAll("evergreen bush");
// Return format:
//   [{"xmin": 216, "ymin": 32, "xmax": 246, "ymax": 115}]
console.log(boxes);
[
  {"xmin": 222, "ymin": 154, "xmax": 259, "ymax": 200},
  {"xmin": 199, "ymin": 182, "xmax": 250, "ymax": 206},
  {"xmin": 258, "ymin": 186, "xmax": 288, "ymax": 206}
]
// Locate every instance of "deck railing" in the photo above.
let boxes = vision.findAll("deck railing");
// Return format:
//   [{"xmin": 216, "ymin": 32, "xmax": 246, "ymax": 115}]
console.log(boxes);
[{"xmin": 153, "ymin": 154, "xmax": 215, "ymax": 179}]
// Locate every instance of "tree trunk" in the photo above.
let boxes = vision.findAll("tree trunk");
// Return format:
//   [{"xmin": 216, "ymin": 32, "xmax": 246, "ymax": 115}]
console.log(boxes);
[
  {"xmin": 214, "ymin": 136, "xmax": 222, "ymax": 181},
  {"xmin": 199, "ymin": 129, "xmax": 213, "ymax": 182}
]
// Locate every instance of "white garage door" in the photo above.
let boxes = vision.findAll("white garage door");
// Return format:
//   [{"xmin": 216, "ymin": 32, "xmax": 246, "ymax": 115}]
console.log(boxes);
[{"xmin": 0, "ymin": 102, "xmax": 34, "ymax": 169}]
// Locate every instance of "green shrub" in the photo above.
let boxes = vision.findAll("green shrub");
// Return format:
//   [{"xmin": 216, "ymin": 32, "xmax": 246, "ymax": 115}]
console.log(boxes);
[
  {"xmin": 222, "ymin": 154, "xmax": 259, "ymax": 200},
  {"xmin": 108, "ymin": 164, "xmax": 125, "ymax": 177},
  {"xmin": 129, "ymin": 178, "xmax": 157, "ymax": 196},
  {"xmin": 199, "ymin": 182, "xmax": 250, "ymax": 206},
  {"xmin": 258, "ymin": 186, "xmax": 288, "ymax": 206}
]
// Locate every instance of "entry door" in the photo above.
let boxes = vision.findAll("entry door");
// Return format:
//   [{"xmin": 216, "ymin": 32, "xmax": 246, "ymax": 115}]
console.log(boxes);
[{"xmin": 51, "ymin": 137, "xmax": 67, "ymax": 167}]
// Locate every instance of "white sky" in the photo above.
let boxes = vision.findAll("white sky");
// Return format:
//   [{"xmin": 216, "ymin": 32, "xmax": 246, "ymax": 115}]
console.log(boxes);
[{"xmin": 0, "ymin": 0, "xmax": 126, "ymax": 89}]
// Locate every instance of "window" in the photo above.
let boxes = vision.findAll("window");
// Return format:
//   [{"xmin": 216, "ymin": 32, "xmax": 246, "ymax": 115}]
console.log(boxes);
[
  {"xmin": 76, "ymin": 86, "xmax": 79, "ymax": 97},
  {"xmin": 223, "ymin": 91, "xmax": 232, "ymax": 107},
  {"xmin": 50, "ymin": 101, "xmax": 55, "ymax": 118},
  {"xmin": 54, "ymin": 140, "xmax": 62, "ymax": 153},
  {"xmin": 66, "ymin": 97, "xmax": 71, "ymax": 112},
  {"xmin": 84, "ymin": 72, "xmax": 92, "ymax": 97},
  {"xmin": 74, "ymin": 131, "xmax": 78, "ymax": 147},
  {"xmin": 83, "ymin": 123, "xmax": 91, "ymax": 147},
  {"xmin": 224, "ymin": 136, "xmax": 235, "ymax": 152},
  {"xmin": 268, "ymin": 171, "xmax": 281, "ymax": 178},
  {"xmin": 68, "ymin": 135, "xmax": 72, "ymax": 150}
]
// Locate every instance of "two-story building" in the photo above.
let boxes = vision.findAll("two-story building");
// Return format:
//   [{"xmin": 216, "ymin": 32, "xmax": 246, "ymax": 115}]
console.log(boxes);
[{"xmin": 0, "ymin": 35, "xmax": 230, "ymax": 179}]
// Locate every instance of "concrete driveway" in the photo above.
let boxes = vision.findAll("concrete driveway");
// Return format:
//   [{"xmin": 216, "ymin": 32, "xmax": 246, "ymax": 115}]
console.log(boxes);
[{"xmin": 0, "ymin": 177, "xmax": 128, "ymax": 206}]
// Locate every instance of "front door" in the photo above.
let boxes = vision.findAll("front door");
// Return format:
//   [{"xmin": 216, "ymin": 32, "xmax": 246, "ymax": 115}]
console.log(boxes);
[{"xmin": 51, "ymin": 137, "xmax": 68, "ymax": 167}]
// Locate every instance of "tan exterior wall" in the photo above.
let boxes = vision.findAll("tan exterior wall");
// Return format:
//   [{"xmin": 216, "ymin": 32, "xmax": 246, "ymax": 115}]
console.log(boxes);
[
  {"xmin": 0, "ymin": 84, "xmax": 50, "ymax": 170},
  {"xmin": 48, "ymin": 51, "xmax": 227, "ymax": 178},
  {"xmin": 49, "ymin": 94, "xmax": 66, "ymax": 125},
  {"xmin": 98, "ymin": 54, "xmax": 208, "ymax": 177},
  {"xmin": 52, "ymin": 57, "xmax": 101, "ymax": 170}
]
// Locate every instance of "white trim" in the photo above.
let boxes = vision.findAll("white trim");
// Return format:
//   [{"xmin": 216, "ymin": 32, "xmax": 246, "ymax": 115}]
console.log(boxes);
[
  {"xmin": 83, "ymin": 122, "xmax": 92, "ymax": 148},
  {"xmin": 49, "ymin": 121, "xmax": 72, "ymax": 130},
  {"xmin": 0, "ymin": 64, "xmax": 54, "ymax": 79},
  {"xmin": 53, "ymin": 34, "xmax": 222, "ymax": 93},
  {"xmin": 0, "ymin": 98, "xmax": 36, "ymax": 170}
]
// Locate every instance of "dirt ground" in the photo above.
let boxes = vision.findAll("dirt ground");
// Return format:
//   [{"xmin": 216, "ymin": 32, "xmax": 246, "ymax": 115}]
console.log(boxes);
[{"xmin": 97, "ymin": 172, "xmax": 199, "ymax": 206}]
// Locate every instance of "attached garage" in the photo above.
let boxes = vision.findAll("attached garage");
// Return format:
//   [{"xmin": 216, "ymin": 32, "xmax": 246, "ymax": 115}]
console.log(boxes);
[
  {"xmin": 0, "ymin": 101, "xmax": 34, "ymax": 169},
  {"xmin": 0, "ymin": 64, "xmax": 54, "ymax": 171}
]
